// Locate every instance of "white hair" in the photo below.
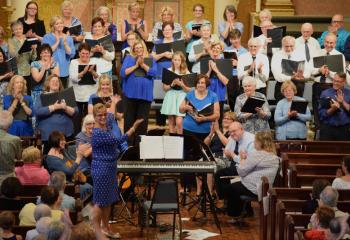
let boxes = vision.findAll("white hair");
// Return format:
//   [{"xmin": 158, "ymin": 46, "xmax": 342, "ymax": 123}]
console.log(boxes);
[
  {"xmin": 248, "ymin": 37, "xmax": 261, "ymax": 47},
  {"xmin": 36, "ymin": 216, "xmax": 53, "ymax": 234},
  {"xmin": 242, "ymin": 76, "xmax": 257, "ymax": 87},
  {"xmin": 81, "ymin": 114, "xmax": 95, "ymax": 133}
]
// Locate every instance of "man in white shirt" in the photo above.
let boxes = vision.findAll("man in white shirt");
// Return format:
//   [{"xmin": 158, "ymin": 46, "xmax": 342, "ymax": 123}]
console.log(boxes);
[
  {"xmin": 295, "ymin": 23, "xmax": 321, "ymax": 61},
  {"xmin": 237, "ymin": 38, "xmax": 270, "ymax": 95},
  {"xmin": 311, "ymin": 33, "xmax": 346, "ymax": 127},
  {"xmin": 271, "ymin": 36, "xmax": 310, "ymax": 101}
]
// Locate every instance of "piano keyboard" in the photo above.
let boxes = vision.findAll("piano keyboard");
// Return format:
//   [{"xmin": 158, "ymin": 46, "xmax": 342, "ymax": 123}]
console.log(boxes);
[{"xmin": 118, "ymin": 161, "xmax": 217, "ymax": 173}]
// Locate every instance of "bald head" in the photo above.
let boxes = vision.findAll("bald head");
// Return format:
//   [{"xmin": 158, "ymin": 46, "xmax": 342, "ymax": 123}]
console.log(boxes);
[
  {"xmin": 301, "ymin": 23, "xmax": 314, "ymax": 40},
  {"xmin": 324, "ymin": 33, "xmax": 337, "ymax": 52}
]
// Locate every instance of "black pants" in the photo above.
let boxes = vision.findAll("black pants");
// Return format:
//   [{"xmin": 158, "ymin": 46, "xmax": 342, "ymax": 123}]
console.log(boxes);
[
  {"xmin": 274, "ymin": 81, "xmax": 305, "ymax": 103},
  {"xmin": 74, "ymin": 101, "xmax": 88, "ymax": 135},
  {"xmin": 312, "ymin": 82, "xmax": 332, "ymax": 128},
  {"xmin": 320, "ymin": 123, "xmax": 350, "ymax": 141},
  {"xmin": 225, "ymin": 181, "xmax": 257, "ymax": 217},
  {"xmin": 60, "ymin": 76, "xmax": 69, "ymax": 89},
  {"xmin": 23, "ymin": 75, "xmax": 31, "ymax": 95},
  {"xmin": 227, "ymin": 76, "xmax": 240, "ymax": 111},
  {"xmin": 123, "ymin": 96, "xmax": 151, "ymax": 146},
  {"xmin": 214, "ymin": 161, "xmax": 238, "ymax": 200}
]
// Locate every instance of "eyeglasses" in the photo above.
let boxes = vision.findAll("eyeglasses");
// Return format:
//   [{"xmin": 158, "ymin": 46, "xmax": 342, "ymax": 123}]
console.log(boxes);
[
  {"xmin": 27, "ymin": 7, "xmax": 38, "ymax": 10},
  {"xmin": 96, "ymin": 113, "xmax": 107, "ymax": 118},
  {"xmin": 332, "ymin": 20, "xmax": 343, "ymax": 24}
]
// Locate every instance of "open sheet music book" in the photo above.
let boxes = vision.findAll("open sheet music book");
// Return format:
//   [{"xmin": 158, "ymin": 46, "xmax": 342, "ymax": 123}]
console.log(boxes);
[{"xmin": 140, "ymin": 136, "xmax": 184, "ymax": 160}]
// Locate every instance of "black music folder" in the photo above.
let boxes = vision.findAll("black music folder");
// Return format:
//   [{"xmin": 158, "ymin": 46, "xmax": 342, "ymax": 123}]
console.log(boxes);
[
  {"xmin": 91, "ymin": 96, "xmax": 111, "ymax": 105},
  {"xmin": 191, "ymin": 24, "xmax": 202, "ymax": 40},
  {"xmin": 13, "ymin": 100, "xmax": 29, "ymax": 121},
  {"xmin": 313, "ymin": 54, "xmax": 344, "ymax": 73},
  {"xmin": 253, "ymin": 25, "xmax": 262, "ymax": 37},
  {"xmin": 0, "ymin": 57, "xmax": 17, "ymax": 77},
  {"xmin": 290, "ymin": 100, "xmax": 308, "ymax": 114},
  {"xmin": 40, "ymin": 87, "xmax": 77, "ymax": 107},
  {"xmin": 267, "ymin": 26, "xmax": 286, "ymax": 54},
  {"xmin": 188, "ymin": 101, "xmax": 214, "ymax": 117},
  {"xmin": 18, "ymin": 38, "xmax": 39, "ymax": 54},
  {"xmin": 281, "ymin": 59, "xmax": 305, "ymax": 76},
  {"xmin": 134, "ymin": 57, "xmax": 153, "ymax": 77},
  {"xmin": 319, "ymin": 97, "xmax": 332, "ymax": 109},
  {"xmin": 78, "ymin": 65, "xmax": 96, "ymax": 85},
  {"xmin": 241, "ymin": 96, "xmax": 265, "ymax": 113},
  {"xmin": 157, "ymin": 29, "xmax": 182, "ymax": 40},
  {"xmin": 193, "ymin": 43, "xmax": 204, "ymax": 54},
  {"xmin": 223, "ymin": 51, "xmax": 238, "ymax": 60},
  {"xmin": 162, "ymin": 68, "xmax": 196, "ymax": 88},
  {"xmin": 200, "ymin": 58, "xmax": 232, "ymax": 80},
  {"xmin": 155, "ymin": 40, "xmax": 186, "ymax": 55},
  {"xmin": 63, "ymin": 24, "xmax": 82, "ymax": 36},
  {"xmin": 85, "ymin": 35, "xmax": 114, "ymax": 58}
]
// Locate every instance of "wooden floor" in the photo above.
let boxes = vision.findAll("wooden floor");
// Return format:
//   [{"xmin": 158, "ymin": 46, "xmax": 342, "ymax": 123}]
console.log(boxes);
[{"xmin": 109, "ymin": 195, "xmax": 260, "ymax": 240}]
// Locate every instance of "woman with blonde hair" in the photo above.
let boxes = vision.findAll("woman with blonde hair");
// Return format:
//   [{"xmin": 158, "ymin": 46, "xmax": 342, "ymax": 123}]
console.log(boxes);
[
  {"xmin": 120, "ymin": 40, "xmax": 157, "ymax": 145},
  {"xmin": 3, "ymin": 75, "xmax": 33, "ymax": 136},
  {"xmin": 121, "ymin": 2, "xmax": 148, "ymax": 49},
  {"xmin": 95, "ymin": 6, "xmax": 117, "ymax": 42},
  {"xmin": 225, "ymin": 131, "xmax": 279, "ymax": 222},
  {"xmin": 61, "ymin": 0, "xmax": 84, "ymax": 43},
  {"xmin": 160, "ymin": 51, "xmax": 191, "ymax": 134},
  {"xmin": 34, "ymin": 74, "xmax": 77, "ymax": 154},
  {"xmin": 274, "ymin": 80, "xmax": 311, "ymax": 140},
  {"xmin": 15, "ymin": 146, "xmax": 50, "ymax": 185},
  {"xmin": 151, "ymin": 6, "xmax": 183, "ymax": 42},
  {"xmin": 43, "ymin": 16, "xmax": 75, "ymax": 88}
]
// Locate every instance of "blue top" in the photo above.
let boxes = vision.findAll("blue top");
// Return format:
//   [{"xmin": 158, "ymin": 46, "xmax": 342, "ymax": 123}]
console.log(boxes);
[
  {"xmin": 224, "ymin": 46, "xmax": 248, "ymax": 76},
  {"xmin": 34, "ymin": 93, "xmax": 78, "ymax": 141},
  {"xmin": 45, "ymin": 155, "xmax": 79, "ymax": 180},
  {"xmin": 218, "ymin": 21, "xmax": 244, "ymax": 48},
  {"xmin": 318, "ymin": 28, "xmax": 350, "ymax": 53},
  {"xmin": 43, "ymin": 33, "xmax": 75, "ymax": 77},
  {"xmin": 3, "ymin": 95, "xmax": 34, "ymax": 137},
  {"xmin": 274, "ymin": 96, "xmax": 312, "ymax": 140},
  {"xmin": 30, "ymin": 60, "xmax": 58, "ymax": 91},
  {"xmin": 75, "ymin": 131, "xmax": 92, "ymax": 173},
  {"xmin": 208, "ymin": 76, "xmax": 226, "ymax": 102},
  {"xmin": 225, "ymin": 131, "xmax": 255, "ymax": 164},
  {"xmin": 108, "ymin": 23, "xmax": 118, "ymax": 42},
  {"xmin": 120, "ymin": 55, "xmax": 157, "ymax": 102},
  {"xmin": 122, "ymin": 19, "xmax": 144, "ymax": 49},
  {"xmin": 153, "ymin": 39, "xmax": 172, "ymax": 79},
  {"xmin": 185, "ymin": 20, "xmax": 211, "ymax": 53},
  {"xmin": 318, "ymin": 87, "xmax": 350, "ymax": 126},
  {"xmin": 344, "ymin": 35, "xmax": 350, "ymax": 61},
  {"xmin": 183, "ymin": 89, "xmax": 218, "ymax": 134}
]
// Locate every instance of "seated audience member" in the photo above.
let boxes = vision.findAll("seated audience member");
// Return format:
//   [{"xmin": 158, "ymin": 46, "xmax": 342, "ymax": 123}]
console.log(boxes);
[
  {"xmin": 305, "ymin": 206, "xmax": 335, "ymax": 240},
  {"xmin": 0, "ymin": 111, "xmax": 22, "ymax": 185},
  {"xmin": 218, "ymin": 4, "xmax": 243, "ymax": 48},
  {"xmin": 214, "ymin": 121, "xmax": 255, "ymax": 200},
  {"xmin": 70, "ymin": 222, "xmax": 95, "ymax": 240},
  {"xmin": 302, "ymin": 179, "xmax": 330, "ymax": 214},
  {"xmin": 0, "ymin": 176, "xmax": 22, "ymax": 199},
  {"xmin": 311, "ymin": 34, "xmax": 346, "ymax": 128},
  {"xmin": 188, "ymin": 23, "xmax": 214, "ymax": 74},
  {"xmin": 95, "ymin": 6, "xmax": 117, "ymax": 42},
  {"xmin": 234, "ymin": 76, "xmax": 271, "ymax": 134},
  {"xmin": 204, "ymin": 111, "xmax": 236, "ymax": 159},
  {"xmin": 3, "ymin": 75, "xmax": 34, "ymax": 137},
  {"xmin": 332, "ymin": 156, "xmax": 350, "ymax": 190},
  {"xmin": 15, "ymin": 146, "xmax": 50, "ymax": 185},
  {"xmin": 225, "ymin": 131, "xmax": 279, "ymax": 222},
  {"xmin": 45, "ymin": 220, "xmax": 71, "ymax": 240},
  {"xmin": 75, "ymin": 114, "xmax": 94, "ymax": 184},
  {"xmin": 34, "ymin": 75, "xmax": 78, "ymax": 154},
  {"xmin": 327, "ymin": 217, "xmax": 350, "ymax": 240},
  {"xmin": 319, "ymin": 186, "xmax": 349, "ymax": 218},
  {"xmin": 237, "ymin": 38, "xmax": 269, "ymax": 95},
  {"xmin": 295, "ymin": 23, "xmax": 321, "ymax": 65},
  {"xmin": 318, "ymin": 72, "xmax": 350, "ymax": 141},
  {"xmin": 256, "ymin": 20, "xmax": 274, "ymax": 55},
  {"xmin": 274, "ymin": 80, "xmax": 312, "ymax": 140},
  {"xmin": 26, "ymin": 216, "xmax": 52, "ymax": 240},
  {"xmin": 271, "ymin": 36, "xmax": 310, "ymax": 101},
  {"xmin": 224, "ymin": 29, "xmax": 248, "ymax": 110},
  {"xmin": 151, "ymin": 6, "xmax": 183, "ymax": 43},
  {"xmin": 49, "ymin": 171, "xmax": 75, "ymax": 212},
  {"xmin": 0, "ymin": 211, "xmax": 23, "ymax": 240},
  {"xmin": 318, "ymin": 14, "xmax": 350, "ymax": 54},
  {"xmin": 19, "ymin": 186, "xmax": 64, "ymax": 226},
  {"xmin": 185, "ymin": 4, "xmax": 211, "ymax": 55}
]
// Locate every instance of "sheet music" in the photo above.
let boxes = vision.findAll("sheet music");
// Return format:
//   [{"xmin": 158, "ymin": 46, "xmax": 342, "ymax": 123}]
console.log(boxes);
[{"xmin": 163, "ymin": 136, "xmax": 183, "ymax": 159}]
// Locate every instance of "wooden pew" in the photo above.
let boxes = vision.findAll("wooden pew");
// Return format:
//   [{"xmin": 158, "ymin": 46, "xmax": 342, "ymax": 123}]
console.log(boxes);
[
  {"xmin": 289, "ymin": 169, "xmax": 336, "ymax": 188},
  {"xmin": 12, "ymin": 225, "xmax": 34, "ymax": 239},
  {"xmin": 275, "ymin": 140, "xmax": 350, "ymax": 154},
  {"xmin": 281, "ymin": 152, "xmax": 349, "ymax": 187},
  {"xmin": 259, "ymin": 176, "xmax": 270, "ymax": 240},
  {"xmin": 0, "ymin": 197, "xmax": 37, "ymax": 211},
  {"xmin": 272, "ymin": 188, "xmax": 350, "ymax": 201},
  {"xmin": 284, "ymin": 214, "xmax": 311, "ymax": 240},
  {"xmin": 20, "ymin": 184, "xmax": 80, "ymax": 199}
]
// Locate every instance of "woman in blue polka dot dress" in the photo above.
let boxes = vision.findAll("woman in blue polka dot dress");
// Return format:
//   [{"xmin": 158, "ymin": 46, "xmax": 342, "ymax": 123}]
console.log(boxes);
[{"xmin": 91, "ymin": 103, "xmax": 143, "ymax": 239}]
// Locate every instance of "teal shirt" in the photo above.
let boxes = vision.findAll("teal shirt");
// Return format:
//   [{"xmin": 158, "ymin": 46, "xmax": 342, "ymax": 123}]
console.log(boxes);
[{"xmin": 318, "ymin": 28, "xmax": 350, "ymax": 53}]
